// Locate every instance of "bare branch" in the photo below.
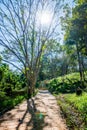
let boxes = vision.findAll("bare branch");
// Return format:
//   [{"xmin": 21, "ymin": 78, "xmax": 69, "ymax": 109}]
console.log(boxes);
[{"xmin": 2, "ymin": 59, "xmax": 22, "ymax": 71}]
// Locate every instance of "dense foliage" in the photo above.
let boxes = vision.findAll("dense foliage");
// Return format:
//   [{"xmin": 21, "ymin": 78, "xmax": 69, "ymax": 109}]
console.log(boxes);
[
  {"xmin": 61, "ymin": 0, "xmax": 87, "ymax": 87},
  {"xmin": 0, "ymin": 62, "xmax": 27, "ymax": 113},
  {"xmin": 46, "ymin": 72, "xmax": 87, "ymax": 94}
]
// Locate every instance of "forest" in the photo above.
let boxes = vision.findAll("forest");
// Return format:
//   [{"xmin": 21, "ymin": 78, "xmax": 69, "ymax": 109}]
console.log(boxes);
[{"xmin": 0, "ymin": 0, "xmax": 87, "ymax": 129}]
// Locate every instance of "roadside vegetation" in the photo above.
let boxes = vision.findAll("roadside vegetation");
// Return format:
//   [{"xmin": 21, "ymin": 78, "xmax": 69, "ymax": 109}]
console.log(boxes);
[
  {"xmin": 46, "ymin": 71, "xmax": 87, "ymax": 130},
  {"xmin": 0, "ymin": 62, "xmax": 27, "ymax": 115},
  {"xmin": 56, "ymin": 93, "xmax": 87, "ymax": 130},
  {"xmin": 57, "ymin": 93, "xmax": 87, "ymax": 130},
  {"xmin": 46, "ymin": 72, "xmax": 87, "ymax": 94}
]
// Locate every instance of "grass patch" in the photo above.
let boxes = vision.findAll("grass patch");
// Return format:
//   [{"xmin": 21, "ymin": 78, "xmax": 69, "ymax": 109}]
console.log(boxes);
[{"xmin": 56, "ymin": 93, "xmax": 87, "ymax": 130}]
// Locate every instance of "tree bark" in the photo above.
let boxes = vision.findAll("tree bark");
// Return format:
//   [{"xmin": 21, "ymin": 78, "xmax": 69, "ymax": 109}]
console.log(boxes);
[
  {"xmin": 76, "ymin": 43, "xmax": 83, "ymax": 87},
  {"xmin": 26, "ymin": 69, "xmax": 37, "ymax": 98}
]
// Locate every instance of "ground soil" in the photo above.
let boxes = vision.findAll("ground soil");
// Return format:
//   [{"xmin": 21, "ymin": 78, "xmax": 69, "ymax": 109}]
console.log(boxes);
[{"xmin": 0, "ymin": 90, "xmax": 68, "ymax": 130}]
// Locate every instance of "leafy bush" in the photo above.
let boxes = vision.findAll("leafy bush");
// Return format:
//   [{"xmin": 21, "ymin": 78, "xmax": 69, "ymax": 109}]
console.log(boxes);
[
  {"xmin": 0, "ymin": 63, "xmax": 27, "ymax": 114},
  {"xmin": 46, "ymin": 72, "xmax": 87, "ymax": 94},
  {"xmin": 0, "ymin": 91, "xmax": 7, "ymax": 101},
  {"xmin": 3, "ymin": 83, "xmax": 13, "ymax": 96},
  {"xmin": 12, "ymin": 88, "xmax": 27, "ymax": 97},
  {"xmin": 0, "ymin": 95, "xmax": 25, "ymax": 112}
]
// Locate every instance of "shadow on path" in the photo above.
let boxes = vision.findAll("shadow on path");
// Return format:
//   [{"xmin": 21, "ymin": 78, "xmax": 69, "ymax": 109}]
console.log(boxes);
[
  {"xmin": 0, "ymin": 90, "xmax": 68, "ymax": 130},
  {"xmin": 16, "ymin": 98, "xmax": 47, "ymax": 130}
]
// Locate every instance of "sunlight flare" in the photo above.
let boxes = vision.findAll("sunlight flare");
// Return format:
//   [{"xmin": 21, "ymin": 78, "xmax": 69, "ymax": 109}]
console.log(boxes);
[{"xmin": 37, "ymin": 11, "xmax": 52, "ymax": 26}]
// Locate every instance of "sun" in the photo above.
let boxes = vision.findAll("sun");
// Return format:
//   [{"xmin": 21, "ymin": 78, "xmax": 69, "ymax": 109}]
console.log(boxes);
[
  {"xmin": 41, "ymin": 12, "xmax": 51, "ymax": 25},
  {"xmin": 37, "ymin": 11, "xmax": 52, "ymax": 26}
]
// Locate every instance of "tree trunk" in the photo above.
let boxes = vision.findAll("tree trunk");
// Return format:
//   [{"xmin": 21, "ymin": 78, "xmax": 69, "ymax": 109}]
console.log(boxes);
[
  {"xmin": 85, "ymin": 36, "xmax": 87, "ymax": 55},
  {"xmin": 28, "ymin": 71, "xmax": 37, "ymax": 98},
  {"xmin": 80, "ymin": 54, "xmax": 85, "ymax": 82},
  {"xmin": 25, "ymin": 68, "xmax": 33, "ymax": 98},
  {"xmin": 25, "ymin": 65, "xmax": 38, "ymax": 99},
  {"xmin": 29, "ymin": 76, "xmax": 36, "ymax": 96},
  {"xmin": 76, "ymin": 43, "xmax": 83, "ymax": 87}
]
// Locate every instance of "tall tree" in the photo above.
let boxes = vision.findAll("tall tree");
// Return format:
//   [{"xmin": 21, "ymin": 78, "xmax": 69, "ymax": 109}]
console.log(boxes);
[
  {"xmin": 0, "ymin": 0, "xmax": 63, "ymax": 97},
  {"xmin": 61, "ymin": 0, "xmax": 87, "ymax": 86}
]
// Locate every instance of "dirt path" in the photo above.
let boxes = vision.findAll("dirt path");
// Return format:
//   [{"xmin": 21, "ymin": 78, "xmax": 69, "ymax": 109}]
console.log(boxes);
[{"xmin": 0, "ymin": 90, "xmax": 68, "ymax": 130}]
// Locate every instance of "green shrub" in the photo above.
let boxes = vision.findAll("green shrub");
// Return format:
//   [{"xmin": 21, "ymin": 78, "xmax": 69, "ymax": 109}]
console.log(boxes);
[
  {"xmin": 0, "ymin": 95, "xmax": 25, "ymax": 113},
  {"xmin": 0, "ymin": 91, "xmax": 7, "ymax": 101},
  {"xmin": 47, "ymin": 72, "xmax": 87, "ymax": 94},
  {"xmin": 0, "ymin": 63, "xmax": 27, "ymax": 114},
  {"xmin": 3, "ymin": 83, "xmax": 13, "ymax": 96},
  {"xmin": 12, "ymin": 88, "xmax": 27, "ymax": 97}
]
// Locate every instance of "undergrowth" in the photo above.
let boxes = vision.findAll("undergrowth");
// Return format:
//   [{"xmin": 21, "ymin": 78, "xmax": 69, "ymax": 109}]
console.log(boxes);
[
  {"xmin": 57, "ymin": 93, "xmax": 87, "ymax": 130},
  {"xmin": 0, "ymin": 94, "xmax": 26, "ymax": 115}
]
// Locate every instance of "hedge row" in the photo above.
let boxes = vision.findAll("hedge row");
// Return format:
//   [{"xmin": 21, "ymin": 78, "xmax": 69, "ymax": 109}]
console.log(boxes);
[{"xmin": 46, "ymin": 72, "xmax": 87, "ymax": 94}]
